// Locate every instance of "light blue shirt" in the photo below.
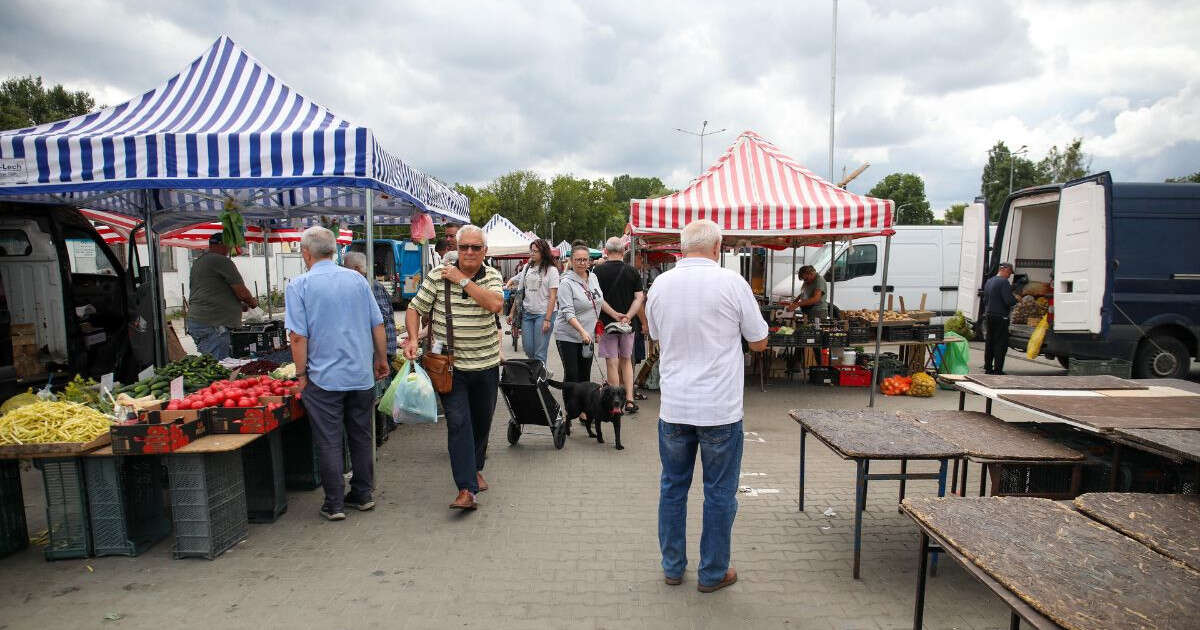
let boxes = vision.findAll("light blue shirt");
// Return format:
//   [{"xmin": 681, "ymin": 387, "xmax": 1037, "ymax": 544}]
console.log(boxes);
[{"xmin": 285, "ymin": 260, "xmax": 384, "ymax": 391}]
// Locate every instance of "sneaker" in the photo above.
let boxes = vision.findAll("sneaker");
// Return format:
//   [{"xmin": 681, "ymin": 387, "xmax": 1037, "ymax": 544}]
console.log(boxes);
[
  {"xmin": 344, "ymin": 493, "xmax": 376, "ymax": 511},
  {"xmin": 320, "ymin": 507, "xmax": 346, "ymax": 521}
]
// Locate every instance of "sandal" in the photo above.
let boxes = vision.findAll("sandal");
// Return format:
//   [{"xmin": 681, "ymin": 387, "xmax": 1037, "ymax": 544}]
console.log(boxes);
[
  {"xmin": 624, "ymin": 402, "xmax": 639, "ymax": 414},
  {"xmin": 634, "ymin": 391, "xmax": 648, "ymax": 401}
]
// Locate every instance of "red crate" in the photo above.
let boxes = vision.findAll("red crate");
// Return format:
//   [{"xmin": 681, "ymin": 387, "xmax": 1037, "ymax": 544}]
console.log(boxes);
[
  {"xmin": 835, "ymin": 365, "xmax": 873, "ymax": 387},
  {"xmin": 207, "ymin": 404, "xmax": 286, "ymax": 434},
  {"xmin": 111, "ymin": 417, "xmax": 207, "ymax": 454}
]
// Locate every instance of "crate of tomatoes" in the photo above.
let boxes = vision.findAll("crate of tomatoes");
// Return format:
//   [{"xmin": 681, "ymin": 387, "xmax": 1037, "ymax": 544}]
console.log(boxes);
[{"xmin": 166, "ymin": 376, "xmax": 300, "ymax": 434}]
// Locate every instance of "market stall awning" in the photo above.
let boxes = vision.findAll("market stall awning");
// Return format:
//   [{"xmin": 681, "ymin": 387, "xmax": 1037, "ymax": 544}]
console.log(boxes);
[
  {"xmin": 0, "ymin": 36, "xmax": 468, "ymax": 229},
  {"xmin": 85, "ymin": 208, "xmax": 351, "ymax": 248},
  {"xmin": 630, "ymin": 131, "xmax": 894, "ymax": 246},
  {"xmin": 482, "ymin": 214, "xmax": 533, "ymax": 257}
]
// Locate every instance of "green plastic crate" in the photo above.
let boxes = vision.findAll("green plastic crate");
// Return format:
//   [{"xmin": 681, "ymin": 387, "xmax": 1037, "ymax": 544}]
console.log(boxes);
[
  {"xmin": 0, "ymin": 460, "xmax": 28, "ymax": 557},
  {"xmin": 1068, "ymin": 358, "xmax": 1132, "ymax": 378},
  {"xmin": 83, "ymin": 456, "xmax": 170, "ymax": 557},
  {"xmin": 36, "ymin": 458, "xmax": 92, "ymax": 560}
]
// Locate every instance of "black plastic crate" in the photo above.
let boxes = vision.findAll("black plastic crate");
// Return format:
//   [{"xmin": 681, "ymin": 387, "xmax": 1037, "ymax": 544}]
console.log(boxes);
[
  {"xmin": 282, "ymin": 417, "xmax": 320, "ymax": 491},
  {"xmin": 83, "ymin": 456, "xmax": 170, "ymax": 557},
  {"xmin": 846, "ymin": 326, "xmax": 875, "ymax": 344},
  {"xmin": 923, "ymin": 324, "xmax": 945, "ymax": 341},
  {"xmin": 230, "ymin": 326, "xmax": 272, "ymax": 358},
  {"xmin": 0, "ymin": 460, "xmax": 28, "ymax": 557},
  {"xmin": 820, "ymin": 331, "xmax": 848, "ymax": 348},
  {"xmin": 35, "ymin": 458, "xmax": 91, "ymax": 560},
  {"xmin": 242, "ymin": 431, "xmax": 287, "ymax": 523},
  {"xmin": 987, "ymin": 463, "xmax": 1082, "ymax": 499},
  {"xmin": 883, "ymin": 325, "xmax": 917, "ymax": 342},
  {"xmin": 167, "ymin": 452, "xmax": 248, "ymax": 559},
  {"xmin": 768, "ymin": 332, "xmax": 798, "ymax": 347},
  {"xmin": 808, "ymin": 366, "xmax": 837, "ymax": 386}
]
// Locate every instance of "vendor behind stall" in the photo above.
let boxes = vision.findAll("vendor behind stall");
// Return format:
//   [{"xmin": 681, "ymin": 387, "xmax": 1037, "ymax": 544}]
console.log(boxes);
[
  {"xmin": 787, "ymin": 265, "xmax": 827, "ymax": 320},
  {"xmin": 186, "ymin": 233, "xmax": 258, "ymax": 360}
]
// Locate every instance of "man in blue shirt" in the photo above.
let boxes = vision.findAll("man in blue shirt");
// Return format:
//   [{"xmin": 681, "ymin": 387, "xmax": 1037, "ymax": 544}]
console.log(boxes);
[
  {"xmin": 286, "ymin": 227, "xmax": 389, "ymax": 521},
  {"xmin": 983, "ymin": 262, "xmax": 1019, "ymax": 375}
]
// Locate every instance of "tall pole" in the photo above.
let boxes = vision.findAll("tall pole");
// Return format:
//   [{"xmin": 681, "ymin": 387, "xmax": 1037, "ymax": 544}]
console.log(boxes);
[
  {"xmin": 699, "ymin": 120, "xmax": 707, "ymax": 174},
  {"xmin": 261, "ymin": 223, "xmax": 272, "ymax": 319},
  {"xmin": 364, "ymin": 192, "xmax": 378, "ymax": 472},
  {"xmin": 868, "ymin": 234, "xmax": 893, "ymax": 408},
  {"xmin": 142, "ymin": 190, "xmax": 167, "ymax": 367},
  {"xmin": 674, "ymin": 122, "xmax": 726, "ymax": 177},
  {"xmin": 828, "ymin": 0, "xmax": 838, "ymax": 181}
]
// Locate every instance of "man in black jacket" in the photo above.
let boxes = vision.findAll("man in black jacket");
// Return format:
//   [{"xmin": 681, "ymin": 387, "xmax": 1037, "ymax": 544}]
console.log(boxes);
[{"xmin": 983, "ymin": 262, "xmax": 1019, "ymax": 374}]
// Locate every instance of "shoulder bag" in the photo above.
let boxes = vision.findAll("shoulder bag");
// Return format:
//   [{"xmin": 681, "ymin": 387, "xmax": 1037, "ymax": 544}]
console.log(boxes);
[
  {"xmin": 581, "ymin": 273, "xmax": 605, "ymax": 339},
  {"xmin": 422, "ymin": 277, "xmax": 455, "ymax": 394},
  {"xmin": 511, "ymin": 266, "xmax": 528, "ymax": 326}
]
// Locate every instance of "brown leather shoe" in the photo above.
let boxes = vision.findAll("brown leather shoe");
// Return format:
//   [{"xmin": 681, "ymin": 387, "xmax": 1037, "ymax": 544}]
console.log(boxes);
[
  {"xmin": 476, "ymin": 472, "xmax": 488, "ymax": 493},
  {"xmin": 664, "ymin": 574, "xmax": 683, "ymax": 586},
  {"xmin": 449, "ymin": 489, "xmax": 477, "ymax": 510},
  {"xmin": 697, "ymin": 568, "xmax": 737, "ymax": 593}
]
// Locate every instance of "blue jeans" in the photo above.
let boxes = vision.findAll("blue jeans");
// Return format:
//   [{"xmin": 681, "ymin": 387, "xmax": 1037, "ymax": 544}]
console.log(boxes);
[
  {"xmin": 186, "ymin": 319, "xmax": 230, "ymax": 360},
  {"xmin": 658, "ymin": 419, "xmax": 743, "ymax": 585},
  {"xmin": 521, "ymin": 312, "xmax": 554, "ymax": 365},
  {"xmin": 439, "ymin": 366, "xmax": 499, "ymax": 494}
]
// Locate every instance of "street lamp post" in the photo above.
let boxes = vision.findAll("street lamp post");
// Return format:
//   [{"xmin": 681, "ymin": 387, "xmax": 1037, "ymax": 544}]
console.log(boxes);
[
  {"xmin": 989, "ymin": 144, "xmax": 1029, "ymax": 194},
  {"xmin": 675, "ymin": 121, "xmax": 727, "ymax": 175},
  {"xmin": 549, "ymin": 221, "xmax": 556, "ymax": 244}
]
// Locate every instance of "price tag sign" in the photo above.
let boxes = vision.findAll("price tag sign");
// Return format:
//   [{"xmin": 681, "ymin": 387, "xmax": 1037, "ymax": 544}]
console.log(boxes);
[
  {"xmin": 100, "ymin": 373, "xmax": 114, "ymax": 394},
  {"xmin": 137, "ymin": 365, "xmax": 156, "ymax": 382},
  {"xmin": 170, "ymin": 377, "xmax": 184, "ymax": 401}
]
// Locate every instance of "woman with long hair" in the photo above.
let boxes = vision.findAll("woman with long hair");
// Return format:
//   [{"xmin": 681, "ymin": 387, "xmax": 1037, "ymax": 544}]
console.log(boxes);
[{"xmin": 506, "ymin": 239, "xmax": 560, "ymax": 365}]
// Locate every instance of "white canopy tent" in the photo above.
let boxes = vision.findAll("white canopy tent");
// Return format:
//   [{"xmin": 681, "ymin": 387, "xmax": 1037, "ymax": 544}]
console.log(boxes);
[{"xmin": 482, "ymin": 214, "xmax": 534, "ymax": 257}]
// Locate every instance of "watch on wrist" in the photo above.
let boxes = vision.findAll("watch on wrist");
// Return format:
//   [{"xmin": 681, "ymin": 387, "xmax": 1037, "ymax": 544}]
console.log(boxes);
[{"xmin": 457, "ymin": 277, "xmax": 470, "ymax": 288}]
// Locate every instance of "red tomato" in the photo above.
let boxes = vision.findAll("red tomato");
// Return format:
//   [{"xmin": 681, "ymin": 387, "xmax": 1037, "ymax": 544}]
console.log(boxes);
[
  {"xmin": 238, "ymin": 397, "xmax": 255, "ymax": 407},
  {"xmin": 166, "ymin": 401, "xmax": 180, "ymax": 411},
  {"xmin": 223, "ymin": 399, "xmax": 237, "ymax": 408}
]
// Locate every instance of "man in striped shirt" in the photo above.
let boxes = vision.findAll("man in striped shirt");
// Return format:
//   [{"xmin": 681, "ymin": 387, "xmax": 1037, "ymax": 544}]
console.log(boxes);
[{"xmin": 404, "ymin": 225, "xmax": 505, "ymax": 510}]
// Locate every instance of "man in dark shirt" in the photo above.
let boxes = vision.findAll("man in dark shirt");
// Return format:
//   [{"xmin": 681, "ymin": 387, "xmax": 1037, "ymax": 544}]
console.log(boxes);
[
  {"xmin": 983, "ymin": 262, "xmax": 1019, "ymax": 374},
  {"xmin": 186, "ymin": 233, "xmax": 258, "ymax": 360},
  {"xmin": 594, "ymin": 237, "xmax": 644, "ymax": 414}
]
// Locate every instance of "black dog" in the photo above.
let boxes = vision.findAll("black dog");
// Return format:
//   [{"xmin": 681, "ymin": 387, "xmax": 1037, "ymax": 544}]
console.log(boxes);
[{"xmin": 548, "ymin": 380, "xmax": 626, "ymax": 450}]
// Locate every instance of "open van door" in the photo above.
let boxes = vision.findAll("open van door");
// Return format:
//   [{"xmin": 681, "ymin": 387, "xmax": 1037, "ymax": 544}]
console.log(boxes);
[
  {"xmin": 955, "ymin": 202, "xmax": 987, "ymax": 320},
  {"xmin": 1053, "ymin": 173, "xmax": 1114, "ymax": 334}
]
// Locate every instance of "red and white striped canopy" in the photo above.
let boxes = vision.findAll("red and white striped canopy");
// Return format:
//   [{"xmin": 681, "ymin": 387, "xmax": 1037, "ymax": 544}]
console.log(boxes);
[
  {"xmin": 630, "ymin": 131, "xmax": 894, "ymax": 246},
  {"xmin": 83, "ymin": 209, "xmax": 351, "ymax": 250}
]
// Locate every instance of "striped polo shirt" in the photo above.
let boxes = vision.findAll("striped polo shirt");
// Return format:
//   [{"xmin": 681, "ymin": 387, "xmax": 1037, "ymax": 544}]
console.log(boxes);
[{"xmin": 409, "ymin": 264, "xmax": 504, "ymax": 371}]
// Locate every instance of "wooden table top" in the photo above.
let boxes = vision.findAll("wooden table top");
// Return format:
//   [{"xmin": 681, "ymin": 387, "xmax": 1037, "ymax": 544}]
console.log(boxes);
[
  {"xmin": 902, "ymin": 496, "xmax": 1200, "ymax": 630},
  {"xmin": 998, "ymin": 394, "xmax": 1200, "ymax": 430},
  {"xmin": 789, "ymin": 409, "xmax": 963, "ymax": 460},
  {"xmin": 173, "ymin": 433, "xmax": 263, "ymax": 454},
  {"xmin": 896, "ymin": 410, "xmax": 1084, "ymax": 462},
  {"xmin": 965, "ymin": 374, "xmax": 1146, "ymax": 391},
  {"xmin": 1111, "ymin": 428, "xmax": 1200, "ymax": 463},
  {"xmin": 1074, "ymin": 492, "xmax": 1200, "ymax": 573}
]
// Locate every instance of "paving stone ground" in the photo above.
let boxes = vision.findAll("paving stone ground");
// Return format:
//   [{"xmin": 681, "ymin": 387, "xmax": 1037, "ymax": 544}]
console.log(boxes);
[{"xmin": 0, "ymin": 336, "xmax": 1143, "ymax": 629}]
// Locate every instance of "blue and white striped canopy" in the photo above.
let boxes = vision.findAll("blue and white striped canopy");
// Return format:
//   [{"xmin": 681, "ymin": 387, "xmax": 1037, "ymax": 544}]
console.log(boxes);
[{"xmin": 0, "ymin": 36, "xmax": 468, "ymax": 230}]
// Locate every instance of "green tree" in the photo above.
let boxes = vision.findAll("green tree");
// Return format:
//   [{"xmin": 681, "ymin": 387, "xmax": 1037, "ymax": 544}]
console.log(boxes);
[
  {"xmin": 0, "ymin": 75, "xmax": 97, "ymax": 130},
  {"xmin": 455, "ymin": 183, "xmax": 501, "ymax": 227},
  {"xmin": 547, "ymin": 175, "xmax": 623, "ymax": 244},
  {"xmin": 611, "ymin": 174, "xmax": 669, "ymax": 202},
  {"xmin": 942, "ymin": 202, "xmax": 968, "ymax": 225},
  {"xmin": 980, "ymin": 141, "xmax": 1042, "ymax": 221},
  {"xmin": 484, "ymin": 170, "xmax": 549, "ymax": 231},
  {"xmin": 1036, "ymin": 138, "xmax": 1090, "ymax": 183},
  {"xmin": 867, "ymin": 172, "xmax": 933, "ymax": 224},
  {"xmin": 1166, "ymin": 171, "xmax": 1200, "ymax": 183}
]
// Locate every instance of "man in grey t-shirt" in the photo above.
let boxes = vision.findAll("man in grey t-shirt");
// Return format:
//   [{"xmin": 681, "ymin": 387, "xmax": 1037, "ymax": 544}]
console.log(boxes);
[
  {"xmin": 788, "ymin": 265, "xmax": 828, "ymax": 320},
  {"xmin": 186, "ymin": 233, "xmax": 258, "ymax": 359}
]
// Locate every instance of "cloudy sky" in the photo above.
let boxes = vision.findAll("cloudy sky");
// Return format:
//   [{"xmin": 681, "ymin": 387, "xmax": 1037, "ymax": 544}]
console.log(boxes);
[{"xmin": 2, "ymin": 0, "xmax": 1197, "ymax": 213}]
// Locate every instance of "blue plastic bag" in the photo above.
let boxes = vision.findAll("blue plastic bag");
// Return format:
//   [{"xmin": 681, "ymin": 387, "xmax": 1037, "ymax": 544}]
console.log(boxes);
[{"xmin": 391, "ymin": 360, "xmax": 439, "ymax": 424}]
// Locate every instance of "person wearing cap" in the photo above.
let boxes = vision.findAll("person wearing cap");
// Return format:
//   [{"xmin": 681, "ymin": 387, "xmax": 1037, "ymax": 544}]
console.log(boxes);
[
  {"xmin": 983, "ymin": 262, "xmax": 1019, "ymax": 374},
  {"xmin": 185, "ymin": 233, "xmax": 258, "ymax": 360}
]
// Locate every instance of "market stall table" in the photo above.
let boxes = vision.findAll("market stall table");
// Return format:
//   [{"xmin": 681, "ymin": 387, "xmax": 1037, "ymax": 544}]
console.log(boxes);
[
  {"xmin": 897, "ymin": 410, "xmax": 1086, "ymax": 498},
  {"xmin": 903, "ymin": 496, "xmax": 1200, "ymax": 630},
  {"xmin": 789, "ymin": 409, "xmax": 962, "ymax": 578},
  {"xmin": 1073, "ymin": 492, "xmax": 1200, "ymax": 572}
]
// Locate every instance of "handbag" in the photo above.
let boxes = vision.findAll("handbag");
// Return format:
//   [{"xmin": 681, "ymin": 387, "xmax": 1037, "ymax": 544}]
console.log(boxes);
[
  {"xmin": 421, "ymin": 277, "xmax": 455, "ymax": 394},
  {"xmin": 511, "ymin": 266, "xmax": 528, "ymax": 325},
  {"xmin": 579, "ymin": 272, "xmax": 605, "ymax": 339}
]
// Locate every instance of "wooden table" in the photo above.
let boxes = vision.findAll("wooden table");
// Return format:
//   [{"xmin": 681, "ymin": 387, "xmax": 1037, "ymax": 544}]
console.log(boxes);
[
  {"xmin": 903, "ymin": 496, "xmax": 1200, "ymax": 630},
  {"xmin": 789, "ymin": 409, "xmax": 962, "ymax": 578},
  {"xmin": 1074, "ymin": 492, "xmax": 1200, "ymax": 572},
  {"xmin": 898, "ymin": 410, "xmax": 1086, "ymax": 499}
]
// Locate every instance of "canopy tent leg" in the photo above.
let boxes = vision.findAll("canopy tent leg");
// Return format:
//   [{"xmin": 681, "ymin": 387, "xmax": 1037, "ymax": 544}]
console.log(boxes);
[
  {"xmin": 868, "ymin": 235, "xmax": 893, "ymax": 407},
  {"xmin": 790, "ymin": 244, "xmax": 797, "ymax": 296},
  {"xmin": 365, "ymin": 193, "xmax": 379, "ymax": 475},
  {"xmin": 261, "ymin": 223, "xmax": 272, "ymax": 319},
  {"xmin": 143, "ymin": 190, "xmax": 168, "ymax": 367}
]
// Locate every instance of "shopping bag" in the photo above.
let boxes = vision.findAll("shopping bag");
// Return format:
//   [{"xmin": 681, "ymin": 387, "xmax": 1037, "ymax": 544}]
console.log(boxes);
[
  {"xmin": 392, "ymin": 360, "xmax": 439, "ymax": 424},
  {"xmin": 377, "ymin": 370, "xmax": 404, "ymax": 415},
  {"xmin": 1026, "ymin": 315, "xmax": 1049, "ymax": 359}
]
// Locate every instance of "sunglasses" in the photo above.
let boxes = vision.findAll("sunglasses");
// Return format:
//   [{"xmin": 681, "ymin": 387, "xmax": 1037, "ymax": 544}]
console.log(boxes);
[{"xmin": 458, "ymin": 244, "xmax": 484, "ymax": 252}]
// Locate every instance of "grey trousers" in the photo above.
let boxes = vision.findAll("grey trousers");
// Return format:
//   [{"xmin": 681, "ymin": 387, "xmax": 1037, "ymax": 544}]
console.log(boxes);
[{"xmin": 301, "ymin": 381, "xmax": 375, "ymax": 512}]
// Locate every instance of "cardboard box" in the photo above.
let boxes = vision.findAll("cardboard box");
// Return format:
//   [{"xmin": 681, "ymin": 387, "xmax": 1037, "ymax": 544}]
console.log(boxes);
[
  {"xmin": 207, "ymin": 404, "xmax": 286, "ymax": 434},
  {"xmin": 111, "ymin": 416, "xmax": 207, "ymax": 455}
]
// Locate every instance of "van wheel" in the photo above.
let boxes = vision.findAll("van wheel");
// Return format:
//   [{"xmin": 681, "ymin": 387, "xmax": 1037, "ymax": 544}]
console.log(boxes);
[
  {"xmin": 1133, "ymin": 334, "xmax": 1190, "ymax": 379},
  {"xmin": 1057, "ymin": 356, "xmax": 1070, "ymax": 370}
]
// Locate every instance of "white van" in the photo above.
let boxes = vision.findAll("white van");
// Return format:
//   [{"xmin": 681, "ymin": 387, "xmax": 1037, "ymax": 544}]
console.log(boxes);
[{"xmin": 769, "ymin": 225, "xmax": 991, "ymax": 317}]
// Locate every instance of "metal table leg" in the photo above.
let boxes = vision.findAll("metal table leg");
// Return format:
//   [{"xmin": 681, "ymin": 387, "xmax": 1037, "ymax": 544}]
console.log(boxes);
[
  {"xmin": 898, "ymin": 459, "xmax": 908, "ymax": 513},
  {"xmin": 1010, "ymin": 610, "xmax": 1021, "ymax": 629},
  {"xmin": 798, "ymin": 428, "xmax": 806, "ymax": 512},
  {"xmin": 950, "ymin": 458, "xmax": 960, "ymax": 494},
  {"xmin": 958, "ymin": 390, "xmax": 966, "ymax": 410},
  {"xmin": 931, "ymin": 459, "xmax": 948, "ymax": 576},
  {"xmin": 913, "ymin": 530, "xmax": 931, "ymax": 630},
  {"xmin": 959, "ymin": 459, "xmax": 970, "ymax": 497},
  {"xmin": 979, "ymin": 464, "xmax": 988, "ymax": 497},
  {"xmin": 853, "ymin": 459, "xmax": 869, "ymax": 579},
  {"xmin": 986, "ymin": 398, "xmax": 993, "ymax": 415}
]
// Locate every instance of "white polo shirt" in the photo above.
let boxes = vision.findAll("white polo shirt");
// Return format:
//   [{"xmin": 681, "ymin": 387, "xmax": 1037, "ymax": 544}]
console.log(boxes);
[{"xmin": 647, "ymin": 257, "xmax": 769, "ymax": 426}]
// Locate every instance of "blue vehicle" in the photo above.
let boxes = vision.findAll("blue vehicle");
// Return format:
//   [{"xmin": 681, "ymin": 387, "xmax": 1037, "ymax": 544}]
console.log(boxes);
[
  {"xmin": 345, "ymin": 239, "xmax": 424, "ymax": 310},
  {"xmin": 957, "ymin": 172, "xmax": 1200, "ymax": 378}
]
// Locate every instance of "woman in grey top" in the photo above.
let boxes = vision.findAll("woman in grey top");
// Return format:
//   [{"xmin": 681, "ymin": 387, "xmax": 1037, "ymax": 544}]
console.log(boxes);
[
  {"xmin": 556, "ymin": 243, "xmax": 621, "ymax": 383},
  {"xmin": 506, "ymin": 239, "xmax": 560, "ymax": 365}
]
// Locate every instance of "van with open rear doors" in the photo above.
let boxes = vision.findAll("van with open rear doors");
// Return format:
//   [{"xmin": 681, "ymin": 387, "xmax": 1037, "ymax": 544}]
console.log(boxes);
[
  {"xmin": 957, "ymin": 172, "xmax": 1200, "ymax": 378},
  {"xmin": 0, "ymin": 202, "xmax": 144, "ymax": 401}
]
